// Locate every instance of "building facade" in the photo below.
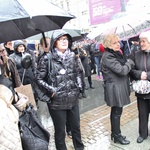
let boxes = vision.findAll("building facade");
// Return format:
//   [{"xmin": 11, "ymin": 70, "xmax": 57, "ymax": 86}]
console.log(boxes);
[
  {"xmin": 49, "ymin": 0, "xmax": 90, "ymax": 33},
  {"xmin": 49, "ymin": 0, "xmax": 135, "ymax": 33}
]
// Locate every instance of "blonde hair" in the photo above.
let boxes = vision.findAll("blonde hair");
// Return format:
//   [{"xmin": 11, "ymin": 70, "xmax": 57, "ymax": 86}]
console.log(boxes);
[{"xmin": 102, "ymin": 34, "xmax": 119, "ymax": 48}]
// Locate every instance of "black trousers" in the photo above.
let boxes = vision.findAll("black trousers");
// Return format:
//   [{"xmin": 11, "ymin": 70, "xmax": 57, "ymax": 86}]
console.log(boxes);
[
  {"xmin": 66, "ymin": 117, "xmax": 71, "ymax": 133},
  {"xmin": 137, "ymin": 98, "xmax": 150, "ymax": 138},
  {"xmin": 48, "ymin": 104, "xmax": 84, "ymax": 150}
]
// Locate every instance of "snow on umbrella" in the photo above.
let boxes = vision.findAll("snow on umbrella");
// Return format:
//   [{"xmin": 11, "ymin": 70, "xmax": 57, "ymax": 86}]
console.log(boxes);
[{"xmin": 87, "ymin": 13, "xmax": 150, "ymax": 44}]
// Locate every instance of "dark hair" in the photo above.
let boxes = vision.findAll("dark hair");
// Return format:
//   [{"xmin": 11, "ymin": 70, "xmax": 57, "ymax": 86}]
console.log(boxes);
[{"xmin": 3, "ymin": 42, "xmax": 8, "ymax": 47}]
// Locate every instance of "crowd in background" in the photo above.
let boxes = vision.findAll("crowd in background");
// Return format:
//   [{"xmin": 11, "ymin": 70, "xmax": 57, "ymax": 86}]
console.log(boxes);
[{"xmin": 0, "ymin": 29, "xmax": 144, "ymax": 149}]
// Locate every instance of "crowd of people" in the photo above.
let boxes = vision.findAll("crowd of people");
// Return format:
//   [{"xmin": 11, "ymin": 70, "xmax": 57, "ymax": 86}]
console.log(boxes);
[{"xmin": 0, "ymin": 28, "xmax": 150, "ymax": 149}]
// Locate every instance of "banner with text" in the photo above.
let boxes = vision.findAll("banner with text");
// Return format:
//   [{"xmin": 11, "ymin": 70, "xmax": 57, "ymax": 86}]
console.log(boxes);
[{"xmin": 89, "ymin": 0, "xmax": 129, "ymax": 25}]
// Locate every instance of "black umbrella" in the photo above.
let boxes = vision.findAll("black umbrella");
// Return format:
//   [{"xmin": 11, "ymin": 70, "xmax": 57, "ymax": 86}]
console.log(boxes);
[
  {"xmin": 63, "ymin": 29, "xmax": 83, "ymax": 41},
  {"xmin": 27, "ymin": 29, "xmax": 83, "ymax": 42},
  {"xmin": 0, "ymin": 0, "xmax": 75, "ymax": 43}
]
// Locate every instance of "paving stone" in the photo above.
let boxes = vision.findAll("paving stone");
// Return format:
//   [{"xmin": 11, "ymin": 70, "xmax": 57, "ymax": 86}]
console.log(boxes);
[{"xmin": 37, "ymin": 75, "xmax": 150, "ymax": 150}]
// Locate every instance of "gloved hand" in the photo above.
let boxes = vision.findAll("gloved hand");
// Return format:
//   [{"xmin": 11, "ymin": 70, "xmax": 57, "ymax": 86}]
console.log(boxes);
[
  {"xmin": 127, "ymin": 59, "xmax": 135, "ymax": 68},
  {"xmin": 50, "ymin": 87, "xmax": 57, "ymax": 97}
]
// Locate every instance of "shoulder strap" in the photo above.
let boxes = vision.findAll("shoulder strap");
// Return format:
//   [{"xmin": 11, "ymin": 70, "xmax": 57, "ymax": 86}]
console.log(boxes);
[
  {"xmin": 46, "ymin": 53, "xmax": 54, "ymax": 85},
  {"xmin": 47, "ymin": 53, "xmax": 54, "ymax": 80},
  {"xmin": 47, "ymin": 53, "xmax": 52, "ymax": 73}
]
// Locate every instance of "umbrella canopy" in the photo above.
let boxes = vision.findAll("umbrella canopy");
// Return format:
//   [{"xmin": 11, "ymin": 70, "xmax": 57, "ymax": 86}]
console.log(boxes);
[
  {"xmin": 0, "ymin": 0, "xmax": 75, "ymax": 43},
  {"xmin": 60, "ymin": 29, "xmax": 82, "ymax": 41},
  {"xmin": 27, "ymin": 29, "xmax": 83, "ymax": 42},
  {"xmin": 87, "ymin": 13, "xmax": 150, "ymax": 44}
]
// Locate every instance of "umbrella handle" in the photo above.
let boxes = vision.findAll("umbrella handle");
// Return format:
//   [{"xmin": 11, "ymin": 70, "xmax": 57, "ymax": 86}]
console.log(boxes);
[
  {"xmin": 35, "ymin": 29, "xmax": 47, "ymax": 48},
  {"xmin": 41, "ymin": 32, "xmax": 47, "ymax": 48},
  {"xmin": 122, "ymin": 26, "xmax": 131, "ymax": 53},
  {"xmin": 22, "ymin": 69, "xmax": 26, "ymax": 84}
]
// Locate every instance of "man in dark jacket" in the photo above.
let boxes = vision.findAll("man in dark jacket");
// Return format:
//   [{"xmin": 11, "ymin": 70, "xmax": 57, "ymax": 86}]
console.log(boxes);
[
  {"xmin": 36, "ymin": 29, "xmax": 84, "ymax": 150},
  {"xmin": 89, "ymin": 42, "xmax": 96, "ymax": 74},
  {"xmin": 4, "ymin": 41, "xmax": 14, "ymax": 56},
  {"xmin": 82, "ymin": 39, "xmax": 94, "ymax": 89}
]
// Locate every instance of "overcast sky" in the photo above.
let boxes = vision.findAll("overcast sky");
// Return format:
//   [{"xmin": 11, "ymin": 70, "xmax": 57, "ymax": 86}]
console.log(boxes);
[{"xmin": 126, "ymin": 0, "xmax": 150, "ymax": 12}]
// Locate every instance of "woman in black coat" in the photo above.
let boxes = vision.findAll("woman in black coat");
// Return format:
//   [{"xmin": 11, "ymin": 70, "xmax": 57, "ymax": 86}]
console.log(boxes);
[
  {"xmin": 36, "ymin": 30, "xmax": 84, "ymax": 150},
  {"xmin": 9, "ymin": 41, "xmax": 36, "ymax": 85},
  {"xmin": 129, "ymin": 31, "xmax": 150, "ymax": 143},
  {"xmin": 101, "ymin": 34, "xmax": 134, "ymax": 145}
]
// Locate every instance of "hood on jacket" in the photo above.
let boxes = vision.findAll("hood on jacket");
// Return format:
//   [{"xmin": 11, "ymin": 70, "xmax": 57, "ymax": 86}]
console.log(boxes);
[
  {"xmin": 50, "ymin": 29, "xmax": 72, "ymax": 50},
  {"xmin": 14, "ymin": 40, "xmax": 26, "ymax": 52}
]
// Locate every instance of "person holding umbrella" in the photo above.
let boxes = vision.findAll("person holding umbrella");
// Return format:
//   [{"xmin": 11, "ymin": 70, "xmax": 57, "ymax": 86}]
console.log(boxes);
[
  {"xmin": 36, "ymin": 29, "xmax": 84, "ymax": 150},
  {"xmin": 101, "ymin": 33, "xmax": 134, "ymax": 145}
]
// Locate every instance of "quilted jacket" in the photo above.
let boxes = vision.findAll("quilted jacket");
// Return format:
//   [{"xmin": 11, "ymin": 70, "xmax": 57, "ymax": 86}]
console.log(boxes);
[{"xmin": 0, "ymin": 85, "xmax": 22, "ymax": 150}]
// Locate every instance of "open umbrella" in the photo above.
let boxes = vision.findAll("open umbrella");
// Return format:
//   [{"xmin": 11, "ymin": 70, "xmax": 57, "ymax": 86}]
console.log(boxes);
[
  {"xmin": 27, "ymin": 29, "xmax": 83, "ymax": 42},
  {"xmin": 0, "ymin": 0, "xmax": 75, "ymax": 43},
  {"xmin": 62, "ymin": 22, "xmax": 83, "ymax": 41},
  {"xmin": 87, "ymin": 13, "xmax": 150, "ymax": 44},
  {"xmin": 63, "ymin": 29, "xmax": 82, "ymax": 41}
]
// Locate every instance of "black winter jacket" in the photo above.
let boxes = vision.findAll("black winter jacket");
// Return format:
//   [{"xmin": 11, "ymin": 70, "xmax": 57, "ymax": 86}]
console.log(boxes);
[
  {"xmin": 36, "ymin": 30, "xmax": 83, "ymax": 110},
  {"xmin": 9, "ymin": 51, "xmax": 36, "ymax": 85},
  {"xmin": 36, "ymin": 51, "xmax": 82, "ymax": 110}
]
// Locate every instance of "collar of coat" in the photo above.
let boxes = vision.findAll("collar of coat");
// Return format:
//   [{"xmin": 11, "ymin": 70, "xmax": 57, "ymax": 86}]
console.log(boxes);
[{"xmin": 105, "ymin": 48, "xmax": 127, "ymax": 65}]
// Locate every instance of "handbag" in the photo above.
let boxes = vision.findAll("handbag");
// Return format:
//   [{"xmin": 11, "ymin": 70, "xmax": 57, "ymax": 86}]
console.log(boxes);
[
  {"xmin": 19, "ymin": 103, "xmax": 50, "ymax": 150},
  {"xmin": 15, "ymin": 84, "xmax": 37, "ymax": 110},
  {"xmin": 132, "ymin": 80, "xmax": 150, "ymax": 94},
  {"xmin": 132, "ymin": 55, "xmax": 150, "ymax": 94},
  {"xmin": 34, "ymin": 53, "xmax": 52, "ymax": 103},
  {"xmin": 14, "ymin": 92, "xmax": 29, "ymax": 111}
]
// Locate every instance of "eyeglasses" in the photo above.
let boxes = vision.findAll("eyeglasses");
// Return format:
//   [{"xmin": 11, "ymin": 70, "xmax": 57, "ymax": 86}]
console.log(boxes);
[
  {"xmin": 0, "ymin": 49, "xmax": 5, "ymax": 53},
  {"xmin": 58, "ymin": 38, "xmax": 68, "ymax": 42}
]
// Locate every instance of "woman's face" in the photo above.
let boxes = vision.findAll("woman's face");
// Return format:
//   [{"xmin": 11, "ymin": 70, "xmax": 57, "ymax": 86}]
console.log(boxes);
[
  {"xmin": 17, "ymin": 45, "xmax": 25, "ymax": 53},
  {"xmin": 0, "ymin": 45, "xmax": 7, "ymax": 58},
  {"xmin": 55, "ymin": 35, "xmax": 69, "ymax": 53},
  {"xmin": 109, "ymin": 38, "xmax": 120, "ymax": 51},
  {"xmin": 140, "ymin": 38, "xmax": 150, "ymax": 51}
]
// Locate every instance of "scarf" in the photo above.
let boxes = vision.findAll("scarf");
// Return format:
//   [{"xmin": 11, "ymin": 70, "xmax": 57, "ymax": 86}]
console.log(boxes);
[
  {"xmin": 105, "ymin": 48, "xmax": 127, "ymax": 65},
  {"xmin": 55, "ymin": 48, "xmax": 71, "ymax": 61}
]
